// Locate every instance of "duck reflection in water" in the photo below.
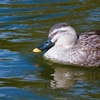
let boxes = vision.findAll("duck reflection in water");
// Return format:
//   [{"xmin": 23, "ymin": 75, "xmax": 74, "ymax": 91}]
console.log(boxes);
[
  {"xmin": 47, "ymin": 65, "xmax": 100, "ymax": 89},
  {"xmin": 50, "ymin": 67, "xmax": 74, "ymax": 89},
  {"xmin": 50, "ymin": 66, "xmax": 84, "ymax": 89}
]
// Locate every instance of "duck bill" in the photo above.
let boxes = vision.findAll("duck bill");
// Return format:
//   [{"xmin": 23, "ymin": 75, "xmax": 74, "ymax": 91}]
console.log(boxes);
[{"xmin": 33, "ymin": 38, "xmax": 54, "ymax": 53}]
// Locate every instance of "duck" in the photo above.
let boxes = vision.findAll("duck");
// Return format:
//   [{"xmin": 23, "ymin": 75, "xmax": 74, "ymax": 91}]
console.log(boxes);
[{"xmin": 33, "ymin": 23, "xmax": 100, "ymax": 67}]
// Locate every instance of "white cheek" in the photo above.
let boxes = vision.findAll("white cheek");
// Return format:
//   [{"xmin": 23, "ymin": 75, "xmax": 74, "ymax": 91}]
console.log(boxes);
[
  {"xmin": 51, "ymin": 33, "xmax": 67, "ymax": 46},
  {"xmin": 55, "ymin": 36, "xmax": 67, "ymax": 45}
]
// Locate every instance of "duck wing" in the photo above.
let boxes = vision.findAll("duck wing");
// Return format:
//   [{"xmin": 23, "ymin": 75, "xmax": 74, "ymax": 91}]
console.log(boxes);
[
  {"xmin": 71, "ymin": 30, "xmax": 100, "ymax": 67},
  {"xmin": 79, "ymin": 30, "xmax": 100, "ymax": 49}
]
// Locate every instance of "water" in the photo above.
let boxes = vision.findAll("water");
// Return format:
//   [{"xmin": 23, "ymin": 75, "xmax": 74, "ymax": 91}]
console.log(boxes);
[{"xmin": 0, "ymin": 0, "xmax": 100, "ymax": 100}]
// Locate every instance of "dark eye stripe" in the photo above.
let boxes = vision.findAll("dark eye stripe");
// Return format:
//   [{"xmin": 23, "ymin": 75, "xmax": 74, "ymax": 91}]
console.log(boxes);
[
  {"xmin": 49, "ymin": 31, "xmax": 58, "ymax": 39},
  {"xmin": 60, "ymin": 30, "xmax": 67, "ymax": 33},
  {"xmin": 49, "ymin": 30, "xmax": 67, "ymax": 39}
]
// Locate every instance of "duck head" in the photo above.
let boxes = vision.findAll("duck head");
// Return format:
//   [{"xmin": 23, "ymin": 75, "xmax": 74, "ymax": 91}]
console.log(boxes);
[{"xmin": 33, "ymin": 23, "xmax": 78, "ymax": 53}]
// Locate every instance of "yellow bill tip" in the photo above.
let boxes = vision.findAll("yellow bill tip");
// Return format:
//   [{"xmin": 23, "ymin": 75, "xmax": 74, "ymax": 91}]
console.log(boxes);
[{"xmin": 33, "ymin": 48, "xmax": 42, "ymax": 53}]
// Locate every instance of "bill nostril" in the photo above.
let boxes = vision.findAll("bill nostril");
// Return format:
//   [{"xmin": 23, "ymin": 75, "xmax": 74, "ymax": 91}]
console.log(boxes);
[{"xmin": 46, "ymin": 41, "xmax": 49, "ymax": 45}]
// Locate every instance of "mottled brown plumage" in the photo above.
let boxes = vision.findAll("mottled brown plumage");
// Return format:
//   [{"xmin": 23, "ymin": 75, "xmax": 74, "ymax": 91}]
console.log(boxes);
[{"xmin": 67, "ymin": 30, "xmax": 100, "ymax": 66}]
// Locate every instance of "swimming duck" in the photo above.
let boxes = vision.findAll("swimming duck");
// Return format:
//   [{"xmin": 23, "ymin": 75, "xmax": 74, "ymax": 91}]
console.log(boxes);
[{"xmin": 33, "ymin": 23, "xmax": 100, "ymax": 67}]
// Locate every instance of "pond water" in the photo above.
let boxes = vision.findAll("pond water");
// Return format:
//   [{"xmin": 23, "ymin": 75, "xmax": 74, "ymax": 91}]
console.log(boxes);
[{"xmin": 0, "ymin": 0, "xmax": 100, "ymax": 100}]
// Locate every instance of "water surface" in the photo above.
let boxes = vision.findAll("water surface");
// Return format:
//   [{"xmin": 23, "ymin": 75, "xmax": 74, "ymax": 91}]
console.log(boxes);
[{"xmin": 0, "ymin": 0, "xmax": 100, "ymax": 100}]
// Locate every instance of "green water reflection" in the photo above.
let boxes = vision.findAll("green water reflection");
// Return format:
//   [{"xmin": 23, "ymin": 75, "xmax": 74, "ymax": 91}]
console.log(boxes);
[{"xmin": 0, "ymin": 0, "xmax": 100, "ymax": 100}]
